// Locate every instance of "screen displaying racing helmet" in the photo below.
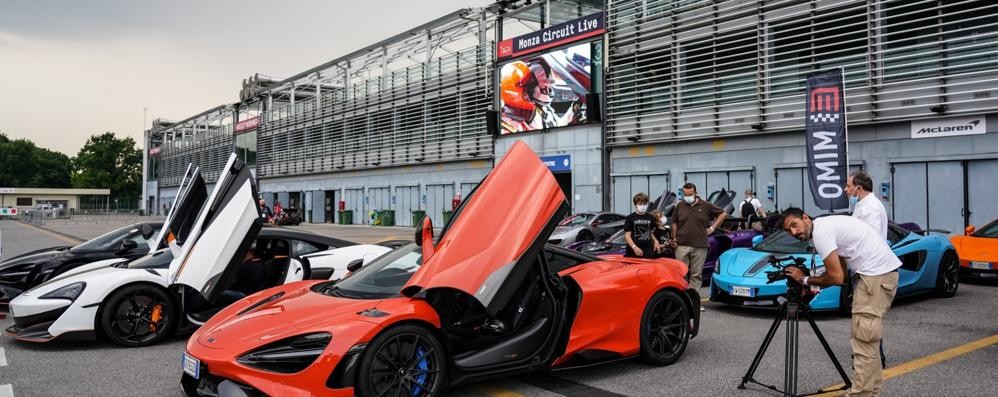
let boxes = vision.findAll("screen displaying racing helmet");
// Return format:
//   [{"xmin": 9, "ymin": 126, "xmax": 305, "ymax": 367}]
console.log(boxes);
[{"xmin": 498, "ymin": 41, "xmax": 595, "ymax": 134}]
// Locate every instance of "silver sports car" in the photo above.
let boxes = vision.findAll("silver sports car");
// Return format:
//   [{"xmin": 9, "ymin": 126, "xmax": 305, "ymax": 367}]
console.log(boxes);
[{"xmin": 548, "ymin": 212, "xmax": 626, "ymax": 247}]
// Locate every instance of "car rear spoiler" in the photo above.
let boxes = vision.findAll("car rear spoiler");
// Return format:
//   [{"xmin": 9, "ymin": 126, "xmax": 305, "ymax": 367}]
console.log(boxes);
[{"xmin": 910, "ymin": 228, "xmax": 951, "ymax": 236}]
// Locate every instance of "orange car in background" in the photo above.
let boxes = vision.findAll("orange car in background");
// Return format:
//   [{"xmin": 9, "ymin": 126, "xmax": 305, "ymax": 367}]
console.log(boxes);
[
  {"xmin": 951, "ymin": 219, "xmax": 998, "ymax": 279},
  {"xmin": 181, "ymin": 141, "xmax": 700, "ymax": 396}
]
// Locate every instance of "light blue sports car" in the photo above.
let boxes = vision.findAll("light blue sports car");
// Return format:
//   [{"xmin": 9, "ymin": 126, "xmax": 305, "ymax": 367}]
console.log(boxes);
[{"xmin": 709, "ymin": 220, "xmax": 960, "ymax": 312}]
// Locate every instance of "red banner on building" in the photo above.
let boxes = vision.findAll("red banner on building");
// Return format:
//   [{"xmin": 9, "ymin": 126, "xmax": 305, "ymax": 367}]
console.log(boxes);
[{"xmin": 235, "ymin": 116, "xmax": 260, "ymax": 134}]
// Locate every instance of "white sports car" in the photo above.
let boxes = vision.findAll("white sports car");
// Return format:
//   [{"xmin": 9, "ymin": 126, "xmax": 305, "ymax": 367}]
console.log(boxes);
[{"xmin": 5, "ymin": 156, "xmax": 397, "ymax": 347}]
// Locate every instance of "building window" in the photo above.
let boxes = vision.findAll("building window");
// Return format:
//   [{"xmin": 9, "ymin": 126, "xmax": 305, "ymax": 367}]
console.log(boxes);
[
  {"xmin": 235, "ymin": 131, "xmax": 257, "ymax": 166},
  {"xmin": 680, "ymin": 28, "xmax": 757, "ymax": 108},
  {"xmin": 16, "ymin": 197, "xmax": 32, "ymax": 206},
  {"xmin": 770, "ymin": 4, "xmax": 868, "ymax": 96},
  {"xmin": 883, "ymin": 0, "xmax": 998, "ymax": 82}
]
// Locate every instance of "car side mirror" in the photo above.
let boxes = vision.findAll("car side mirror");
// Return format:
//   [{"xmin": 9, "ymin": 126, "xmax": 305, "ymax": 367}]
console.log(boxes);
[
  {"xmin": 965, "ymin": 225, "xmax": 975, "ymax": 236},
  {"xmin": 346, "ymin": 258, "xmax": 364, "ymax": 273},
  {"xmin": 751, "ymin": 235, "xmax": 764, "ymax": 246},
  {"xmin": 414, "ymin": 216, "xmax": 436, "ymax": 261},
  {"xmin": 120, "ymin": 239, "xmax": 138, "ymax": 252},
  {"xmin": 592, "ymin": 220, "xmax": 601, "ymax": 226},
  {"xmin": 140, "ymin": 224, "xmax": 155, "ymax": 239}
]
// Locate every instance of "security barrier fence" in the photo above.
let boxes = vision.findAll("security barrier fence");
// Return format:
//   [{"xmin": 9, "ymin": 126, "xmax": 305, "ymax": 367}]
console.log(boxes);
[{"xmin": 604, "ymin": 0, "xmax": 998, "ymax": 145}]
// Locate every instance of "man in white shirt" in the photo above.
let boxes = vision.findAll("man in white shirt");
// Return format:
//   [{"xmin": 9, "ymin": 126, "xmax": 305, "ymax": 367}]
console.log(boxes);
[
  {"xmin": 847, "ymin": 171, "xmax": 888, "ymax": 239},
  {"xmin": 781, "ymin": 208, "xmax": 900, "ymax": 397}
]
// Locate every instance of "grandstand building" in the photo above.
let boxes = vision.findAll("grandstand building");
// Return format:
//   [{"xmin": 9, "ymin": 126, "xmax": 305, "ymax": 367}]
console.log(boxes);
[{"xmin": 145, "ymin": 0, "xmax": 998, "ymax": 233}]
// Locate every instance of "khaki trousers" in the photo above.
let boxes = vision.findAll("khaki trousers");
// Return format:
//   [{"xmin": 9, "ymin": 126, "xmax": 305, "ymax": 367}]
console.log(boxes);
[
  {"xmin": 676, "ymin": 245, "xmax": 708, "ymax": 288},
  {"xmin": 847, "ymin": 271, "xmax": 899, "ymax": 397}
]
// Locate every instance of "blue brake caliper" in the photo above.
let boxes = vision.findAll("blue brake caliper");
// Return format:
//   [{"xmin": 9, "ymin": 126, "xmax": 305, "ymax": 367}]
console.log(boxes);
[{"xmin": 412, "ymin": 347, "xmax": 429, "ymax": 396}]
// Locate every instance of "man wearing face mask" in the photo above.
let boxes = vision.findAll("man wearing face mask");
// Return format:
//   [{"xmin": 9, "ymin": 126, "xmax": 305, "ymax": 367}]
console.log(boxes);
[
  {"xmin": 780, "ymin": 207, "xmax": 900, "ymax": 397},
  {"xmin": 670, "ymin": 183, "xmax": 726, "ymax": 293},
  {"xmin": 846, "ymin": 171, "xmax": 887, "ymax": 239},
  {"xmin": 624, "ymin": 192, "xmax": 662, "ymax": 258}
]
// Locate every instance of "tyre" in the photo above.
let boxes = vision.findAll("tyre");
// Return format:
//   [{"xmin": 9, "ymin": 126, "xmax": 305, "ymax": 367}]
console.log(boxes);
[
  {"xmin": 355, "ymin": 324, "xmax": 447, "ymax": 397},
  {"xmin": 639, "ymin": 290, "xmax": 690, "ymax": 365},
  {"xmin": 99, "ymin": 284, "xmax": 178, "ymax": 347},
  {"xmin": 934, "ymin": 250, "xmax": 959, "ymax": 298},
  {"xmin": 577, "ymin": 230, "xmax": 594, "ymax": 243}
]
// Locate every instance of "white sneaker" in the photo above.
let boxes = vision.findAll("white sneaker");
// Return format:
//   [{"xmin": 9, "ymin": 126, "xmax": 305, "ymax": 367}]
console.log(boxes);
[{"xmin": 700, "ymin": 306, "xmax": 706, "ymax": 312}]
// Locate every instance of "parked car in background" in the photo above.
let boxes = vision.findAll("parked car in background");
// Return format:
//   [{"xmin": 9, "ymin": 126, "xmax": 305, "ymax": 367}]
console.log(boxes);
[
  {"xmin": 950, "ymin": 218, "xmax": 998, "ymax": 279},
  {"xmin": 548, "ymin": 211, "xmax": 626, "ymax": 246}
]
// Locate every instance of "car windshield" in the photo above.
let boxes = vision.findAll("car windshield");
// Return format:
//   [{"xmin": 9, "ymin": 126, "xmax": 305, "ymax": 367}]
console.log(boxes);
[
  {"xmin": 973, "ymin": 220, "xmax": 998, "ymax": 238},
  {"xmin": 72, "ymin": 224, "xmax": 142, "ymax": 252},
  {"xmin": 753, "ymin": 231, "xmax": 812, "ymax": 254},
  {"xmin": 325, "ymin": 244, "xmax": 422, "ymax": 299},
  {"xmin": 559, "ymin": 214, "xmax": 594, "ymax": 227}
]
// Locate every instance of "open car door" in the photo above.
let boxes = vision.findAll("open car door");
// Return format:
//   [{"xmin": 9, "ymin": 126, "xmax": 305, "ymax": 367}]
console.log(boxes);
[
  {"xmin": 151, "ymin": 165, "xmax": 209, "ymax": 253},
  {"xmin": 403, "ymin": 141, "xmax": 568, "ymax": 315},
  {"xmin": 168, "ymin": 154, "xmax": 262, "ymax": 303}
]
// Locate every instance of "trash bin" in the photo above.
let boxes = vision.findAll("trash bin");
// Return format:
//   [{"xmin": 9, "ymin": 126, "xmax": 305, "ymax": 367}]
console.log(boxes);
[
  {"xmin": 338, "ymin": 210, "xmax": 353, "ymax": 225},
  {"xmin": 380, "ymin": 210, "xmax": 395, "ymax": 226},
  {"xmin": 411, "ymin": 210, "xmax": 426, "ymax": 227},
  {"xmin": 442, "ymin": 210, "xmax": 454, "ymax": 225}
]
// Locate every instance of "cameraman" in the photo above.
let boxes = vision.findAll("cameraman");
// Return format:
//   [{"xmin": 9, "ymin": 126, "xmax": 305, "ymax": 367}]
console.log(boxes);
[{"xmin": 780, "ymin": 207, "xmax": 900, "ymax": 397}]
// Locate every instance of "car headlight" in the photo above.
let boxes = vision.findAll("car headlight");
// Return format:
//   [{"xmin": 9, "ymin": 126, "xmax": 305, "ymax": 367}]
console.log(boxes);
[
  {"xmin": 237, "ymin": 332, "xmax": 331, "ymax": 373},
  {"xmin": 39, "ymin": 282, "xmax": 86, "ymax": 301}
]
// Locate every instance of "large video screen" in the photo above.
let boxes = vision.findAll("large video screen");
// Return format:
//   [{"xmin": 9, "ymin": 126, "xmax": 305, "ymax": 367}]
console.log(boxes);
[{"xmin": 499, "ymin": 41, "xmax": 593, "ymax": 134}]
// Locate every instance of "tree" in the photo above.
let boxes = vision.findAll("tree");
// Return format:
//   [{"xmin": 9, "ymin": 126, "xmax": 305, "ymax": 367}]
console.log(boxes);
[
  {"xmin": 0, "ymin": 135, "xmax": 40, "ymax": 187},
  {"xmin": 32, "ymin": 148, "xmax": 72, "ymax": 188},
  {"xmin": 72, "ymin": 132, "xmax": 142, "ymax": 206}
]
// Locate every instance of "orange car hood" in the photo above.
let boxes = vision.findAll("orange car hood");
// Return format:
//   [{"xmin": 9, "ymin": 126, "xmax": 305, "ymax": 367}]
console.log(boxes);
[
  {"xmin": 403, "ymin": 141, "xmax": 567, "ymax": 315},
  {"xmin": 195, "ymin": 283, "xmax": 382, "ymax": 350},
  {"xmin": 951, "ymin": 235, "xmax": 998, "ymax": 261}
]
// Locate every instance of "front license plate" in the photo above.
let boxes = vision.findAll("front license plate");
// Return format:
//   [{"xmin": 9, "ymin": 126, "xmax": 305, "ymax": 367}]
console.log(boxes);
[
  {"xmin": 730, "ymin": 286, "xmax": 754, "ymax": 297},
  {"xmin": 970, "ymin": 261, "xmax": 992, "ymax": 270},
  {"xmin": 182, "ymin": 352, "xmax": 200, "ymax": 380}
]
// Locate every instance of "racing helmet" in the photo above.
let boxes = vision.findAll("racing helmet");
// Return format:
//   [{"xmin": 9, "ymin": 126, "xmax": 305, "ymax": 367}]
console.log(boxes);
[{"xmin": 501, "ymin": 61, "xmax": 534, "ymax": 110}]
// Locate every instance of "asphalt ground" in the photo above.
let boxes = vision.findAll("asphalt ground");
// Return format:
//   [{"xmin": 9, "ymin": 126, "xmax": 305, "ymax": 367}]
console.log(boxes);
[{"xmin": 0, "ymin": 219, "xmax": 995, "ymax": 396}]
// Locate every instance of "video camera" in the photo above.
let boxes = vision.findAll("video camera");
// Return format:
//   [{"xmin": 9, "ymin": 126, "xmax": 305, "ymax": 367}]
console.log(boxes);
[
  {"xmin": 764, "ymin": 255, "xmax": 809, "ymax": 284},
  {"xmin": 764, "ymin": 255, "xmax": 815, "ymax": 303}
]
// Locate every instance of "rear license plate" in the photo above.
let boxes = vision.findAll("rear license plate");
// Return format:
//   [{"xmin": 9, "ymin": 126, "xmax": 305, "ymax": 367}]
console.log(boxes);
[
  {"xmin": 730, "ymin": 286, "xmax": 754, "ymax": 297},
  {"xmin": 182, "ymin": 352, "xmax": 200, "ymax": 379},
  {"xmin": 970, "ymin": 261, "xmax": 992, "ymax": 270}
]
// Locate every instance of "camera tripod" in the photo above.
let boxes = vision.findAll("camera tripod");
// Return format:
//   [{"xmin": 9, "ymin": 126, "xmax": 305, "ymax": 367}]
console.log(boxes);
[{"xmin": 738, "ymin": 293, "xmax": 851, "ymax": 396}]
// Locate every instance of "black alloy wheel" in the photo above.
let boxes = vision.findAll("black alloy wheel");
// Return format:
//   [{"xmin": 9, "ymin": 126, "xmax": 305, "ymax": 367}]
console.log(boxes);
[
  {"xmin": 639, "ymin": 290, "xmax": 690, "ymax": 365},
  {"xmin": 356, "ymin": 324, "xmax": 447, "ymax": 397},
  {"xmin": 99, "ymin": 285, "xmax": 177, "ymax": 347},
  {"xmin": 934, "ymin": 251, "xmax": 959, "ymax": 298},
  {"xmin": 577, "ymin": 230, "xmax": 594, "ymax": 243}
]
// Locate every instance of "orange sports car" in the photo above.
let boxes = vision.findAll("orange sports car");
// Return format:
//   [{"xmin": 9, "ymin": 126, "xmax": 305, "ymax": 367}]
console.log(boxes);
[
  {"xmin": 951, "ymin": 219, "xmax": 998, "ymax": 279},
  {"xmin": 181, "ymin": 141, "xmax": 700, "ymax": 396}
]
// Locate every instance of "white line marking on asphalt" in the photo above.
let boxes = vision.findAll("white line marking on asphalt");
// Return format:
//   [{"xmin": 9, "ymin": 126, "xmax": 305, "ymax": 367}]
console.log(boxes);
[
  {"xmin": 0, "ymin": 347, "xmax": 6, "ymax": 366},
  {"xmin": 0, "ymin": 384, "xmax": 12, "ymax": 397}
]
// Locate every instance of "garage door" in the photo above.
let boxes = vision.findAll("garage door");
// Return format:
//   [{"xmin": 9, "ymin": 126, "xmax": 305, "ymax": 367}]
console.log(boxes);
[
  {"xmin": 368, "ymin": 187, "xmax": 390, "ymax": 214},
  {"xmin": 344, "ymin": 188, "xmax": 364, "ymax": 225},
  {"xmin": 425, "ymin": 183, "xmax": 454, "ymax": 226},
  {"xmin": 394, "ymin": 185, "xmax": 420, "ymax": 227},
  {"xmin": 893, "ymin": 158, "xmax": 998, "ymax": 232},
  {"xmin": 612, "ymin": 174, "xmax": 668, "ymax": 214},
  {"xmin": 684, "ymin": 170, "xmax": 754, "ymax": 201},
  {"xmin": 967, "ymin": 159, "xmax": 998, "ymax": 228}
]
